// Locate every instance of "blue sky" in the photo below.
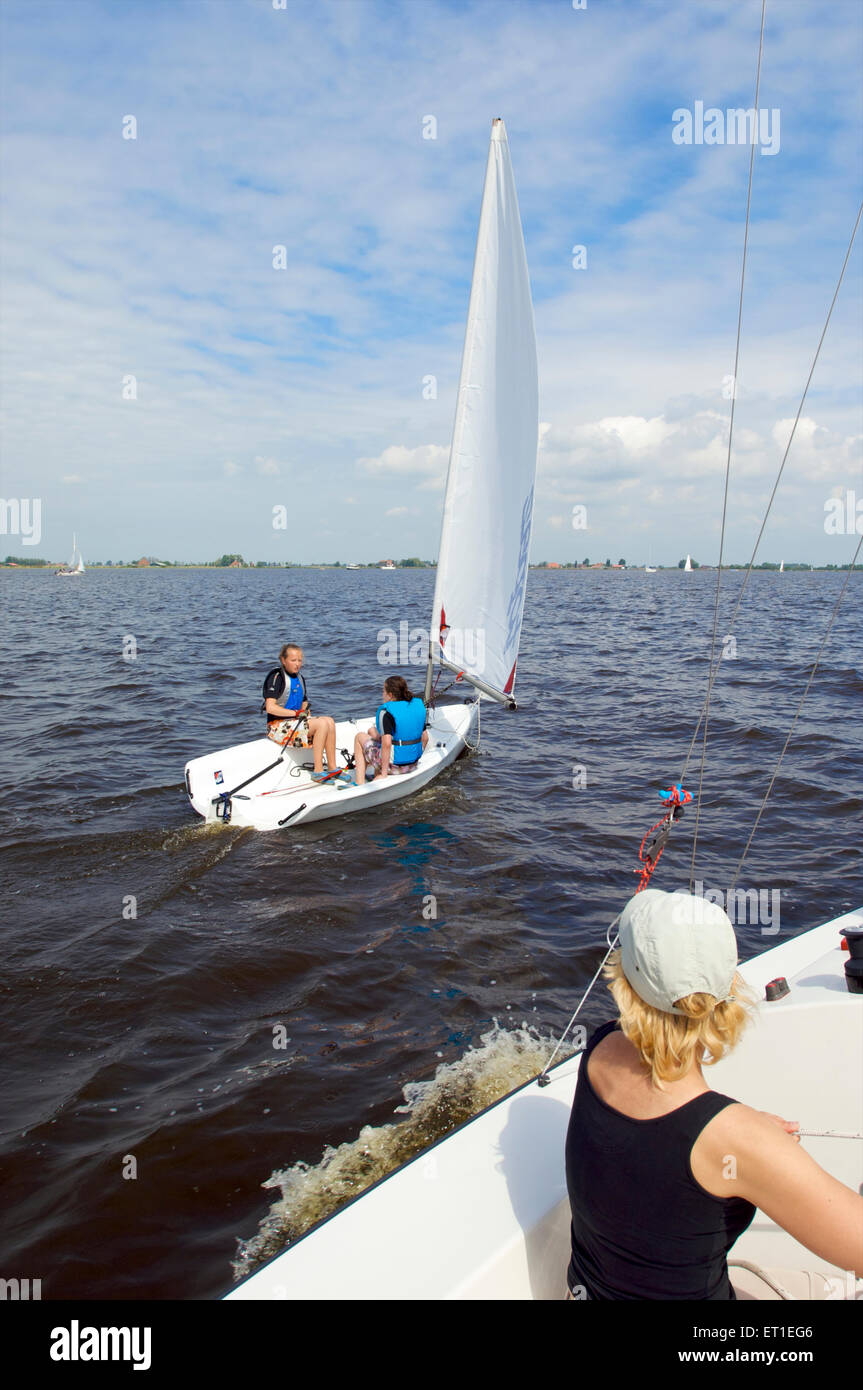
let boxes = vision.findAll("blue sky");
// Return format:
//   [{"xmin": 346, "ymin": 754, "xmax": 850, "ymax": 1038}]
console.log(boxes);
[{"xmin": 1, "ymin": 0, "xmax": 861, "ymax": 564}]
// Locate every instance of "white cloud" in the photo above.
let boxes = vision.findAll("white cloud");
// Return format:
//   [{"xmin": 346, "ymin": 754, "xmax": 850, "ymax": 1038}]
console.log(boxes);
[{"xmin": 358, "ymin": 444, "xmax": 448, "ymax": 483}]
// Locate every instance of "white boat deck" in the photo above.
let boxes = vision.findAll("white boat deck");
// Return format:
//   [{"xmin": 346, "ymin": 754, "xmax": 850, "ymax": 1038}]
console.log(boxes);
[{"xmin": 225, "ymin": 908, "xmax": 863, "ymax": 1300}]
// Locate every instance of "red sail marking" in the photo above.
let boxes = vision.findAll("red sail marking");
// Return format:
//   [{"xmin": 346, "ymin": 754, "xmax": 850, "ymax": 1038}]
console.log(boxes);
[{"xmin": 439, "ymin": 605, "xmax": 449, "ymax": 649}]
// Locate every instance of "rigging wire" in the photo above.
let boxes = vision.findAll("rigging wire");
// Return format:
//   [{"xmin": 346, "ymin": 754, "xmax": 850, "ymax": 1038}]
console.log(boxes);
[
  {"xmin": 540, "ymin": 522, "xmax": 856, "ymax": 1080},
  {"xmin": 679, "ymin": 193, "xmax": 863, "ymax": 796},
  {"xmin": 688, "ymin": 0, "xmax": 766, "ymax": 892},
  {"xmin": 538, "ymin": 917, "xmax": 620, "ymax": 1084},
  {"xmin": 539, "ymin": 11, "xmax": 862, "ymax": 1074},
  {"xmin": 727, "ymin": 531, "xmax": 862, "ymax": 893}
]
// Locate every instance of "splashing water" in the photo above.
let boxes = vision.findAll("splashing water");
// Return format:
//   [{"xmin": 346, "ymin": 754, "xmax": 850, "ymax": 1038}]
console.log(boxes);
[{"xmin": 232, "ymin": 1021, "xmax": 569, "ymax": 1281}]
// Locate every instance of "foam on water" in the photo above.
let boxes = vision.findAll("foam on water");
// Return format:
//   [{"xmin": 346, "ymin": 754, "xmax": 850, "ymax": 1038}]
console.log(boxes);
[{"xmin": 231, "ymin": 1020, "xmax": 569, "ymax": 1281}]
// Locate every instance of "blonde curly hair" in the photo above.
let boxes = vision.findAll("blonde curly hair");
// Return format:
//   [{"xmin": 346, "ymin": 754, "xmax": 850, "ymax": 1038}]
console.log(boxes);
[{"xmin": 604, "ymin": 948, "xmax": 756, "ymax": 1089}]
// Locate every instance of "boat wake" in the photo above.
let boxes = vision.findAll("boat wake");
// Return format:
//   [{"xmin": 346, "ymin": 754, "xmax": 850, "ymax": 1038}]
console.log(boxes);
[{"xmin": 231, "ymin": 1020, "xmax": 569, "ymax": 1281}]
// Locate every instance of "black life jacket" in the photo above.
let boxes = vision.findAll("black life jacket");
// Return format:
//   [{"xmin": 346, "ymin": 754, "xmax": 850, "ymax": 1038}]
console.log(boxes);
[{"xmin": 261, "ymin": 667, "xmax": 307, "ymax": 717}]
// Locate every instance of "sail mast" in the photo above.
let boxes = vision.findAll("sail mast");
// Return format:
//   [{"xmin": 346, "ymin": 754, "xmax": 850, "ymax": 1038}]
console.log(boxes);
[{"xmin": 425, "ymin": 117, "xmax": 538, "ymax": 710}]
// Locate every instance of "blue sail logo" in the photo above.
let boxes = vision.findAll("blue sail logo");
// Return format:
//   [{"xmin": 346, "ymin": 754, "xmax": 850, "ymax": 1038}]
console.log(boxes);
[{"xmin": 504, "ymin": 485, "xmax": 534, "ymax": 658}]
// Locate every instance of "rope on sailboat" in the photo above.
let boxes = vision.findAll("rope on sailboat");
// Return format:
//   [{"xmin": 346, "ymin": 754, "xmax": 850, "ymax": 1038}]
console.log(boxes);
[
  {"xmin": 728, "ymin": 530, "xmax": 862, "ymax": 891},
  {"xmin": 464, "ymin": 696, "xmax": 481, "ymax": 751},
  {"xmin": 687, "ymin": 0, "xmax": 765, "ymax": 889},
  {"xmin": 536, "ymin": 781, "xmax": 693, "ymax": 1084},
  {"xmin": 680, "ymin": 193, "xmax": 863, "ymax": 883},
  {"xmin": 537, "ymin": 916, "xmax": 621, "ymax": 1085},
  {"xmin": 726, "ymin": 1261, "xmax": 794, "ymax": 1300},
  {"xmin": 634, "ymin": 784, "xmax": 692, "ymax": 892},
  {"xmin": 427, "ymin": 663, "xmax": 464, "ymax": 707},
  {"xmin": 796, "ymin": 1129, "xmax": 863, "ymax": 1140}
]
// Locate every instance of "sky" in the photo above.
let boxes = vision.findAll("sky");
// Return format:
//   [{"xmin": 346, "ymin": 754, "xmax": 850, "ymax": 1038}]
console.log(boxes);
[{"xmin": 1, "ymin": 0, "xmax": 861, "ymax": 566}]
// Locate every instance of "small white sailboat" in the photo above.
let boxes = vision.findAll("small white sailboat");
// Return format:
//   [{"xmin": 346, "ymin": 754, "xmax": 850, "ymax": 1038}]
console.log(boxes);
[
  {"xmin": 684, "ymin": 553, "xmax": 693, "ymax": 571},
  {"xmin": 55, "ymin": 534, "xmax": 85, "ymax": 577},
  {"xmin": 184, "ymin": 118, "xmax": 538, "ymax": 833},
  {"xmin": 779, "ymin": 560, "xmax": 785, "ymax": 573}
]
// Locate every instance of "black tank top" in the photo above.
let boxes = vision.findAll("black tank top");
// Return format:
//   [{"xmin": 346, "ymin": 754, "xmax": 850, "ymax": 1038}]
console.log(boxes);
[{"xmin": 565, "ymin": 1020, "xmax": 755, "ymax": 1300}]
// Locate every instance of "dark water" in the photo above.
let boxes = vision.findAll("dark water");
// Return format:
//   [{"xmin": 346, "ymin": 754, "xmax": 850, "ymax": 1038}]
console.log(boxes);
[{"xmin": 1, "ymin": 567, "xmax": 861, "ymax": 1298}]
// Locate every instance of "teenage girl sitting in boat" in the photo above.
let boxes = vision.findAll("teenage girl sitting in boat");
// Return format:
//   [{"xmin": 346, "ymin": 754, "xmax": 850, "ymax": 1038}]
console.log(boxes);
[
  {"xmin": 351, "ymin": 675, "xmax": 428, "ymax": 786},
  {"xmin": 565, "ymin": 889, "xmax": 863, "ymax": 1300},
  {"xmin": 262, "ymin": 643, "xmax": 348, "ymax": 784}
]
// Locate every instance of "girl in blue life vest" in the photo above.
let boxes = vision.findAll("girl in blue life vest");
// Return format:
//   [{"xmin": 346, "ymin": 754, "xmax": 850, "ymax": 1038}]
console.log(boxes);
[{"xmin": 351, "ymin": 675, "xmax": 428, "ymax": 785}]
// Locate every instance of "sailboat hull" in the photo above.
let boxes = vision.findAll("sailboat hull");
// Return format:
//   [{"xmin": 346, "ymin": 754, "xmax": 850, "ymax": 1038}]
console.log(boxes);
[
  {"xmin": 184, "ymin": 702, "xmax": 476, "ymax": 831},
  {"xmin": 224, "ymin": 907, "xmax": 863, "ymax": 1299}
]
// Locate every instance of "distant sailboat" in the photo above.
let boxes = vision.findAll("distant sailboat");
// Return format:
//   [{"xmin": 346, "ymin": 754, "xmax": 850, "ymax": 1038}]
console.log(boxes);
[
  {"xmin": 684, "ymin": 553, "xmax": 693, "ymax": 571},
  {"xmin": 645, "ymin": 545, "xmax": 657, "ymax": 573},
  {"xmin": 779, "ymin": 560, "xmax": 785, "ymax": 572},
  {"xmin": 55, "ymin": 534, "xmax": 85, "ymax": 577}
]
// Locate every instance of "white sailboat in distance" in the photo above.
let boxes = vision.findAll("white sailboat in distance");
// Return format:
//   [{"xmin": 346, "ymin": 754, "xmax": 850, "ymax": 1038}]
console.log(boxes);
[
  {"xmin": 184, "ymin": 118, "xmax": 538, "ymax": 832},
  {"xmin": 55, "ymin": 534, "xmax": 85, "ymax": 577},
  {"xmin": 684, "ymin": 553, "xmax": 693, "ymax": 571}
]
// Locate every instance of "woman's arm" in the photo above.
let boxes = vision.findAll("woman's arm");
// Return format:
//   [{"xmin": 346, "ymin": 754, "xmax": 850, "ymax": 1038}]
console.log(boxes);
[
  {"xmin": 696, "ymin": 1104, "xmax": 863, "ymax": 1275},
  {"xmin": 265, "ymin": 697, "xmax": 305, "ymax": 718}
]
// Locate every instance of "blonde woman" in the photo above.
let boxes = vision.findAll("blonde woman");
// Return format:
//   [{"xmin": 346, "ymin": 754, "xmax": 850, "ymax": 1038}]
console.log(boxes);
[
  {"xmin": 261, "ymin": 644, "xmax": 347, "ymax": 783},
  {"xmin": 565, "ymin": 889, "xmax": 863, "ymax": 1300}
]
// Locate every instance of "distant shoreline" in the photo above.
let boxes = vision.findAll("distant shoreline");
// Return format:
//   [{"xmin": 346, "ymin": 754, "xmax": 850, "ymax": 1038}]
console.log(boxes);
[{"xmin": 2, "ymin": 562, "xmax": 856, "ymax": 574}]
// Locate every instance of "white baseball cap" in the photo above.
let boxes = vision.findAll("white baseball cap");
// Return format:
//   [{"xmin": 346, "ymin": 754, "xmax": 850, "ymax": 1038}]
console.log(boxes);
[{"xmin": 618, "ymin": 888, "xmax": 738, "ymax": 1016}]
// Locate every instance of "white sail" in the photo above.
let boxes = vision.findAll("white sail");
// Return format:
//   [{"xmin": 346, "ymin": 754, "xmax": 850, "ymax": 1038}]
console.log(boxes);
[
  {"xmin": 684, "ymin": 553, "xmax": 693, "ymax": 571},
  {"xmin": 56, "ymin": 531, "xmax": 84, "ymax": 576},
  {"xmin": 429, "ymin": 118, "xmax": 538, "ymax": 705}
]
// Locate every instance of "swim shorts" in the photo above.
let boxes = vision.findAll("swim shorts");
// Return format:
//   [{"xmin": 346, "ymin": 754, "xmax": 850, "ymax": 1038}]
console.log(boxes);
[{"xmin": 267, "ymin": 715, "xmax": 311, "ymax": 748}]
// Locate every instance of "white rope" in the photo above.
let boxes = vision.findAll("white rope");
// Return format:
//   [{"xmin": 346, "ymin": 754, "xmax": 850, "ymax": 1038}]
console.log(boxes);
[
  {"xmin": 798, "ymin": 1129, "xmax": 863, "ymax": 1140},
  {"xmin": 727, "ymin": 1260, "xmax": 794, "ymax": 1300},
  {"xmin": 538, "ymin": 916, "xmax": 620, "ymax": 1083},
  {"xmin": 464, "ymin": 697, "xmax": 481, "ymax": 751}
]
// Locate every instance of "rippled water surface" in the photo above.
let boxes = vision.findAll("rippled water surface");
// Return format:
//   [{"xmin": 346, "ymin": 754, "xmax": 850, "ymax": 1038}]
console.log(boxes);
[{"xmin": 1, "ymin": 567, "xmax": 861, "ymax": 1298}]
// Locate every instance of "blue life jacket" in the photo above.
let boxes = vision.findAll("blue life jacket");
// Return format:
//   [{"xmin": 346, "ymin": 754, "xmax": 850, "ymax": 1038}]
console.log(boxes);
[
  {"xmin": 284, "ymin": 673, "xmax": 305, "ymax": 710},
  {"xmin": 376, "ymin": 697, "xmax": 426, "ymax": 766}
]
